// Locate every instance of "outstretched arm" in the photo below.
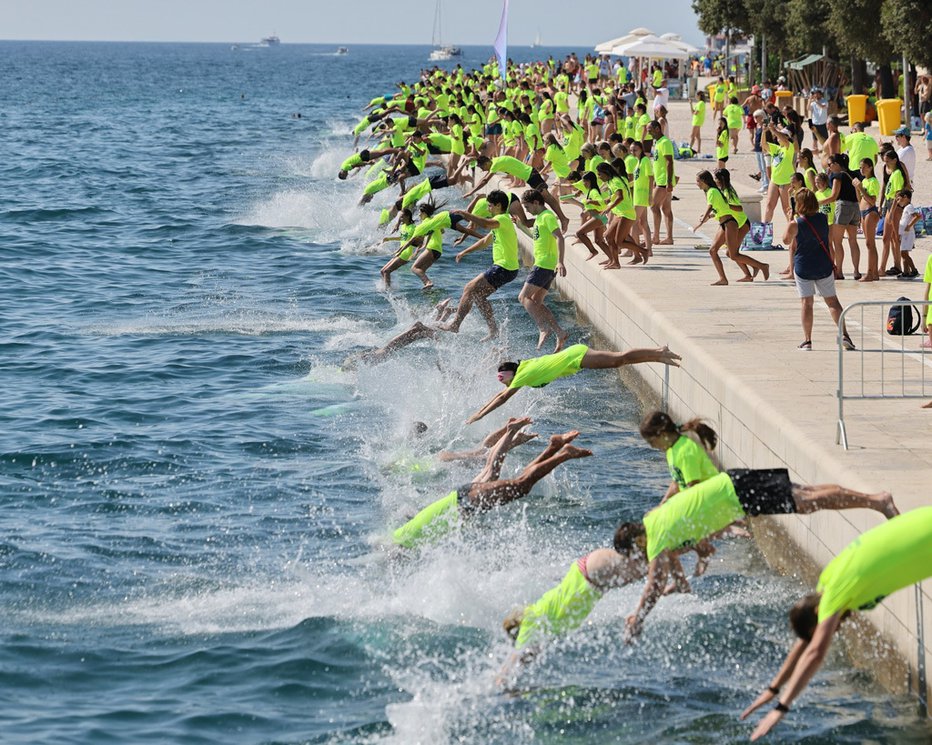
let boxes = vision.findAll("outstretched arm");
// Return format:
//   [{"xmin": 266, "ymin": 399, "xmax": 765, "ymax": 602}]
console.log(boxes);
[
  {"xmin": 453, "ymin": 210, "xmax": 500, "ymax": 231},
  {"xmin": 624, "ymin": 556, "xmax": 669, "ymax": 641},
  {"xmin": 464, "ymin": 172, "xmax": 494, "ymax": 197},
  {"xmin": 748, "ymin": 614, "xmax": 842, "ymax": 741},
  {"xmin": 467, "ymin": 387, "xmax": 521, "ymax": 424},
  {"xmin": 740, "ymin": 638, "xmax": 809, "ymax": 721},
  {"xmin": 455, "ymin": 231, "xmax": 494, "ymax": 263}
]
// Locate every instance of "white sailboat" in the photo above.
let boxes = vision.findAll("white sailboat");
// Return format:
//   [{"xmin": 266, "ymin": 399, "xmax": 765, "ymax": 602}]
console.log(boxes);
[
  {"xmin": 530, "ymin": 28, "xmax": 542, "ymax": 48},
  {"xmin": 429, "ymin": 0, "xmax": 461, "ymax": 61}
]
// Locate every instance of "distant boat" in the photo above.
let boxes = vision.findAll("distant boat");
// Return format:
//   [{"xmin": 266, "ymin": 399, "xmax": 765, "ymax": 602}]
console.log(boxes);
[
  {"xmin": 260, "ymin": 34, "xmax": 280, "ymax": 46},
  {"xmin": 336, "ymin": 47, "xmax": 348, "ymax": 55},
  {"xmin": 530, "ymin": 29, "xmax": 542, "ymax": 48},
  {"xmin": 429, "ymin": 0, "xmax": 462, "ymax": 61}
]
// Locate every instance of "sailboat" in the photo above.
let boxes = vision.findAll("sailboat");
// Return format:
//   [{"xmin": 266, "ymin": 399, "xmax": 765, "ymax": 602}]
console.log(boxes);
[
  {"xmin": 530, "ymin": 28, "xmax": 542, "ymax": 48},
  {"xmin": 428, "ymin": 0, "xmax": 462, "ymax": 61}
]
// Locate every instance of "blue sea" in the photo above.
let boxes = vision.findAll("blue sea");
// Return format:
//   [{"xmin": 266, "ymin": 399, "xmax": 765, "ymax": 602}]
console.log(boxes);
[{"xmin": 1, "ymin": 41, "xmax": 930, "ymax": 744}]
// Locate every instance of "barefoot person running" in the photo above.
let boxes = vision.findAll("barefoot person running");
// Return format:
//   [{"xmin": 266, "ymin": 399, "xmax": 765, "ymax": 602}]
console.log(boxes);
[
  {"xmin": 466, "ymin": 344, "xmax": 681, "ymax": 423},
  {"xmin": 511, "ymin": 189, "xmax": 569, "ymax": 352},
  {"xmin": 742, "ymin": 506, "xmax": 932, "ymax": 740},
  {"xmin": 391, "ymin": 420, "xmax": 592, "ymax": 550},
  {"xmin": 437, "ymin": 190, "xmax": 520, "ymax": 340},
  {"xmin": 613, "ymin": 470, "xmax": 898, "ymax": 640}
]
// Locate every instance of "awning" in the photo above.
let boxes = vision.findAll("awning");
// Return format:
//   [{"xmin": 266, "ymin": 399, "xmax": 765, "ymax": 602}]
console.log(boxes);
[{"xmin": 612, "ymin": 34, "xmax": 689, "ymax": 59}]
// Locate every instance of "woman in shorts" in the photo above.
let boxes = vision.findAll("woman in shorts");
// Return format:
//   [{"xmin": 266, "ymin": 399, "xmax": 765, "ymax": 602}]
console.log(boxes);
[{"xmin": 782, "ymin": 188, "xmax": 855, "ymax": 351}]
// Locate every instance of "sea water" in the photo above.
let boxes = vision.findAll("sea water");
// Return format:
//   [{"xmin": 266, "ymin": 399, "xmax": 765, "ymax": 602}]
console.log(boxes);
[{"xmin": 1, "ymin": 41, "xmax": 930, "ymax": 744}]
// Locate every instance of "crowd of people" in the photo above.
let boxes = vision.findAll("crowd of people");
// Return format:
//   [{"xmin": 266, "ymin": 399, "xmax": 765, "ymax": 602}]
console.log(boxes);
[{"xmin": 333, "ymin": 53, "xmax": 932, "ymax": 739}]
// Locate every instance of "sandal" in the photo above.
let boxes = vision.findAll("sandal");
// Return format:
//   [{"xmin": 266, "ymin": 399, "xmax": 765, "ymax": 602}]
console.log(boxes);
[{"xmin": 798, "ymin": 340, "xmax": 812, "ymax": 351}]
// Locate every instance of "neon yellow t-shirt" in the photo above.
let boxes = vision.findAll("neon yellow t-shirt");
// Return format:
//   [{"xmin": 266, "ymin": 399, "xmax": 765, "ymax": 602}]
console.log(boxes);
[
  {"xmin": 769, "ymin": 142, "xmax": 795, "ymax": 186},
  {"xmin": 490, "ymin": 155, "xmax": 533, "ymax": 182},
  {"xmin": 515, "ymin": 561, "xmax": 602, "ymax": 649},
  {"xmin": 724, "ymin": 103, "xmax": 743, "ymax": 131},
  {"xmin": 666, "ymin": 435, "xmax": 718, "ymax": 490},
  {"xmin": 401, "ymin": 178, "xmax": 433, "ymax": 209},
  {"xmin": 715, "ymin": 130, "xmax": 729, "ymax": 160},
  {"xmin": 643, "ymin": 472, "xmax": 745, "ymax": 560},
  {"xmin": 392, "ymin": 490, "xmax": 461, "ymax": 549},
  {"xmin": 532, "ymin": 209, "xmax": 560, "ymax": 270},
  {"xmin": 885, "ymin": 169, "xmax": 905, "ymax": 201},
  {"xmin": 509, "ymin": 344, "xmax": 588, "ymax": 389},
  {"xmin": 691, "ymin": 100, "xmax": 706, "ymax": 127},
  {"xmin": 817, "ymin": 506, "xmax": 932, "ymax": 622},
  {"xmin": 491, "ymin": 213, "xmax": 519, "ymax": 270},
  {"xmin": 544, "ymin": 144, "xmax": 570, "ymax": 178},
  {"xmin": 815, "ymin": 188, "xmax": 835, "ymax": 225},
  {"xmin": 652, "ymin": 69, "xmax": 663, "ymax": 88},
  {"xmin": 652, "ymin": 136, "xmax": 675, "ymax": 186}
]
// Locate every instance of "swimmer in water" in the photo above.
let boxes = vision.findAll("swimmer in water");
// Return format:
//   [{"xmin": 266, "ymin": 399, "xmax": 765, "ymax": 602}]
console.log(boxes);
[
  {"xmin": 498, "ymin": 544, "xmax": 646, "ymax": 683},
  {"xmin": 466, "ymin": 344, "xmax": 681, "ymax": 423},
  {"xmin": 742, "ymin": 507, "xmax": 932, "ymax": 740},
  {"xmin": 342, "ymin": 299, "xmax": 455, "ymax": 369},
  {"xmin": 391, "ymin": 419, "xmax": 592, "ymax": 550},
  {"xmin": 613, "ymin": 471, "xmax": 899, "ymax": 641}
]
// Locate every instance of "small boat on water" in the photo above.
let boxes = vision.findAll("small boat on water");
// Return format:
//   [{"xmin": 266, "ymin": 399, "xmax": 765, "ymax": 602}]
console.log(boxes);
[
  {"xmin": 336, "ymin": 47, "xmax": 349, "ymax": 55},
  {"xmin": 429, "ymin": 0, "xmax": 461, "ymax": 61},
  {"xmin": 260, "ymin": 34, "xmax": 280, "ymax": 46}
]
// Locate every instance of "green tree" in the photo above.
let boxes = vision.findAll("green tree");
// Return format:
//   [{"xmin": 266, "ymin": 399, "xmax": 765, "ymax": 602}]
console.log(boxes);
[
  {"xmin": 691, "ymin": 0, "xmax": 750, "ymax": 36},
  {"xmin": 826, "ymin": 0, "xmax": 894, "ymax": 63},
  {"xmin": 882, "ymin": 0, "xmax": 932, "ymax": 70},
  {"xmin": 784, "ymin": 0, "xmax": 833, "ymax": 57}
]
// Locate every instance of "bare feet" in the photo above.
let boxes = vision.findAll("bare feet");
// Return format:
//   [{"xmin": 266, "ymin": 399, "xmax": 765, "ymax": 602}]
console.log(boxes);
[
  {"xmin": 711, "ymin": 278, "xmax": 728, "ymax": 286},
  {"xmin": 627, "ymin": 256, "xmax": 643, "ymax": 265},
  {"xmin": 536, "ymin": 331, "xmax": 550, "ymax": 350},
  {"xmin": 659, "ymin": 238, "xmax": 674, "ymax": 245},
  {"xmin": 553, "ymin": 331, "xmax": 568, "ymax": 353},
  {"xmin": 559, "ymin": 444, "xmax": 593, "ymax": 459},
  {"xmin": 761, "ymin": 264, "xmax": 770, "ymax": 281},
  {"xmin": 481, "ymin": 329, "xmax": 499, "ymax": 342},
  {"xmin": 549, "ymin": 430, "xmax": 580, "ymax": 448},
  {"xmin": 585, "ymin": 252, "xmax": 598, "ymax": 261},
  {"xmin": 604, "ymin": 262, "xmax": 621, "ymax": 270},
  {"xmin": 877, "ymin": 491, "xmax": 899, "ymax": 519},
  {"xmin": 736, "ymin": 275, "xmax": 753, "ymax": 282},
  {"xmin": 422, "ymin": 282, "xmax": 434, "ymax": 290},
  {"xmin": 923, "ymin": 401, "xmax": 932, "ymax": 408},
  {"xmin": 432, "ymin": 298, "xmax": 452, "ymax": 319},
  {"xmin": 506, "ymin": 416, "xmax": 533, "ymax": 431},
  {"xmin": 512, "ymin": 431, "xmax": 539, "ymax": 447}
]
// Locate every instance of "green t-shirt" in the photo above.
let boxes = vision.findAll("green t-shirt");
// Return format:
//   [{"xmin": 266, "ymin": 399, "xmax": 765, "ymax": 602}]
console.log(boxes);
[
  {"xmin": 643, "ymin": 472, "xmax": 745, "ymax": 560},
  {"xmin": 885, "ymin": 169, "xmax": 905, "ymax": 201},
  {"xmin": 509, "ymin": 344, "xmax": 588, "ymax": 389},
  {"xmin": 532, "ymin": 209, "xmax": 560, "ymax": 270},
  {"xmin": 637, "ymin": 113, "xmax": 652, "ymax": 142},
  {"xmin": 340, "ymin": 152, "xmax": 364, "ymax": 171},
  {"xmin": 544, "ymin": 144, "xmax": 570, "ymax": 178},
  {"xmin": 515, "ymin": 561, "xmax": 602, "ymax": 649},
  {"xmin": 554, "ymin": 91, "xmax": 570, "ymax": 113},
  {"xmin": 491, "ymin": 213, "xmax": 519, "ymax": 270},
  {"xmin": 845, "ymin": 132, "xmax": 879, "ymax": 171},
  {"xmin": 490, "ymin": 155, "xmax": 533, "ymax": 182},
  {"xmin": 609, "ymin": 176, "xmax": 635, "ymax": 219},
  {"xmin": 665, "ymin": 435, "xmax": 719, "ymax": 490},
  {"xmin": 713, "ymin": 84, "xmax": 726, "ymax": 103},
  {"xmin": 816, "ymin": 188, "xmax": 835, "ymax": 225},
  {"xmin": 691, "ymin": 100, "xmax": 706, "ymax": 126},
  {"xmin": 715, "ymin": 130, "xmax": 729, "ymax": 160},
  {"xmin": 391, "ymin": 489, "xmax": 461, "ymax": 549},
  {"xmin": 723, "ymin": 103, "xmax": 743, "ymax": 131},
  {"xmin": 652, "ymin": 136, "xmax": 675, "ymax": 186},
  {"xmin": 817, "ymin": 506, "xmax": 932, "ymax": 623},
  {"xmin": 401, "ymin": 178, "xmax": 433, "ymax": 209},
  {"xmin": 706, "ymin": 186, "xmax": 732, "ymax": 219},
  {"xmin": 411, "ymin": 211, "xmax": 453, "ymax": 239},
  {"xmin": 769, "ymin": 142, "xmax": 795, "ymax": 186},
  {"xmin": 652, "ymin": 69, "xmax": 663, "ymax": 88},
  {"xmin": 860, "ymin": 176, "xmax": 879, "ymax": 200}
]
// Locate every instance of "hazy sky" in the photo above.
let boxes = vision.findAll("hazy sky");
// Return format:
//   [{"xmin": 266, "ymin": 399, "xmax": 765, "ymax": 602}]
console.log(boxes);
[{"xmin": 0, "ymin": 0, "xmax": 705, "ymax": 47}]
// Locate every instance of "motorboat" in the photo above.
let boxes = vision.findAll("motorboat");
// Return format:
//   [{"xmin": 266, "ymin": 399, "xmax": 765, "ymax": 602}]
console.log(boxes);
[{"xmin": 260, "ymin": 35, "xmax": 280, "ymax": 46}]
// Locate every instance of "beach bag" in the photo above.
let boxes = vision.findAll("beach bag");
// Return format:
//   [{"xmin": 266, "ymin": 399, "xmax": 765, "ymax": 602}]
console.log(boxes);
[
  {"xmin": 676, "ymin": 144, "xmax": 694, "ymax": 159},
  {"xmin": 886, "ymin": 297, "xmax": 921, "ymax": 336},
  {"xmin": 741, "ymin": 221, "xmax": 774, "ymax": 250},
  {"xmin": 921, "ymin": 206, "xmax": 932, "ymax": 236},
  {"xmin": 876, "ymin": 216, "xmax": 884, "ymax": 236}
]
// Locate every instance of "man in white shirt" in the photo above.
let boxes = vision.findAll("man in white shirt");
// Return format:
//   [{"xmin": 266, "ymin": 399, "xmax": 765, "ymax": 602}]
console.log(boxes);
[
  {"xmin": 808, "ymin": 88, "xmax": 828, "ymax": 152},
  {"xmin": 894, "ymin": 126, "xmax": 916, "ymax": 182}
]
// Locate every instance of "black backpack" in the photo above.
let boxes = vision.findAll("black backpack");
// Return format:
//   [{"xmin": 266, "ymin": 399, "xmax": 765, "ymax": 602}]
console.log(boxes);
[{"xmin": 886, "ymin": 297, "xmax": 921, "ymax": 335}]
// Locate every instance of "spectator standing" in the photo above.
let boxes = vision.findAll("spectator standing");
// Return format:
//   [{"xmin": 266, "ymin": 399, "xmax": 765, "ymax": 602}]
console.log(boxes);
[
  {"xmin": 808, "ymin": 89, "xmax": 828, "ymax": 153},
  {"xmin": 894, "ymin": 126, "xmax": 916, "ymax": 182}
]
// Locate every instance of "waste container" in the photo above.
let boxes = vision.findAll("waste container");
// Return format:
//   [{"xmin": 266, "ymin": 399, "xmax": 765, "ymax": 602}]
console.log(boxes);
[
  {"xmin": 846, "ymin": 94, "xmax": 868, "ymax": 126},
  {"xmin": 876, "ymin": 98, "xmax": 902, "ymax": 135},
  {"xmin": 773, "ymin": 90, "xmax": 793, "ymax": 109}
]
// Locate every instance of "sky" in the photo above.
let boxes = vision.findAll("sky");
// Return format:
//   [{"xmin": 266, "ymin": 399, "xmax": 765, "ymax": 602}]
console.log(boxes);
[{"xmin": 0, "ymin": 0, "xmax": 706, "ymax": 48}]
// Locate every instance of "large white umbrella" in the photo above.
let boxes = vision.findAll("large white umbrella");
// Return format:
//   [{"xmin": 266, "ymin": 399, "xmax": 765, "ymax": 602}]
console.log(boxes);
[
  {"xmin": 659, "ymin": 32, "xmax": 701, "ymax": 54},
  {"xmin": 612, "ymin": 34, "xmax": 689, "ymax": 59},
  {"xmin": 594, "ymin": 27, "xmax": 654, "ymax": 54}
]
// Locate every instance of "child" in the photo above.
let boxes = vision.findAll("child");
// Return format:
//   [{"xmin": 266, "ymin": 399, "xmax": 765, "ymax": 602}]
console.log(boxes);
[
  {"xmin": 814, "ymin": 172, "xmax": 835, "ymax": 227},
  {"xmin": 715, "ymin": 117, "xmax": 730, "ymax": 169},
  {"xmin": 788, "ymin": 172, "xmax": 806, "ymax": 219},
  {"xmin": 896, "ymin": 189, "xmax": 921, "ymax": 278}
]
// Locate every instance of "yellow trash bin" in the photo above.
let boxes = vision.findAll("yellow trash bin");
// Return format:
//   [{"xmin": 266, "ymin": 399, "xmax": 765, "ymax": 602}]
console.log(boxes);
[
  {"xmin": 774, "ymin": 90, "xmax": 793, "ymax": 109},
  {"xmin": 876, "ymin": 98, "xmax": 902, "ymax": 136},
  {"xmin": 846, "ymin": 94, "xmax": 868, "ymax": 125}
]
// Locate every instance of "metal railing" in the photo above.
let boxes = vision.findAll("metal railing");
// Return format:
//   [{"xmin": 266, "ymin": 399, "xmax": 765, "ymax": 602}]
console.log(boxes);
[{"xmin": 836, "ymin": 300, "xmax": 931, "ymax": 449}]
